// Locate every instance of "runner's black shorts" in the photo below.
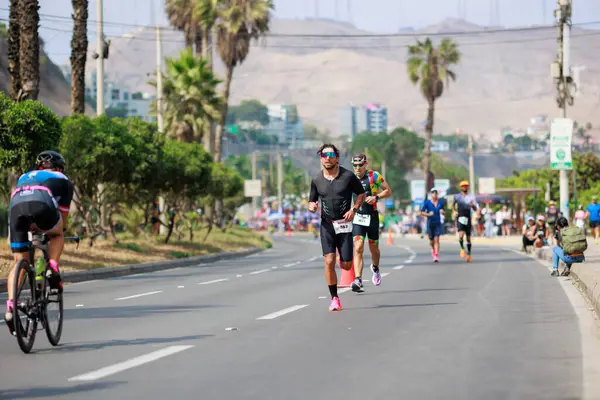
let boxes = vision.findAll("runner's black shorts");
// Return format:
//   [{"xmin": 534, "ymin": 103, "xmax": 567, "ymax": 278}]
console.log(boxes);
[
  {"xmin": 352, "ymin": 212, "xmax": 379, "ymax": 242},
  {"xmin": 9, "ymin": 189, "xmax": 60, "ymax": 253},
  {"xmin": 457, "ymin": 221, "xmax": 472, "ymax": 234},
  {"xmin": 320, "ymin": 219, "xmax": 353, "ymax": 262}
]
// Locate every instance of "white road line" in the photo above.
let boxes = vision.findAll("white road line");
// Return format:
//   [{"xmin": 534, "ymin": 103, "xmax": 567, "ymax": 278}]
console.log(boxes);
[
  {"xmin": 339, "ymin": 287, "xmax": 351, "ymax": 294},
  {"xmin": 250, "ymin": 269, "xmax": 269, "ymax": 275},
  {"xmin": 197, "ymin": 278, "xmax": 228, "ymax": 285},
  {"xmin": 236, "ymin": 274, "xmax": 243, "ymax": 278},
  {"xmin": 177, "ymin": 286, "xmax": 184, "ymax": 289},
  {"xmin": 293, "ymin": 261, "xmax": 301, "ymax": 265},
  {"xmin": 318, "ymin": 296, "xmax": 327, "ymax": 299},
  {"xmin": 271, "ymin": 266, "xmax": 278, "ymax": 269},
  {"xmin": 256, "ymin": 304, "xmax": 309, "ymax": 320},
  {"xmin": 405, "ymin": 260, "xmax": 413, "ymax": 264},
  {"xmin": 393, "ymin": 265, "xmax": 405, "ymax": 270},
  {"xmin": 76, "ymin": 304, "xmax": 84, "ymax": 307},
  {"xmin": 114, "ymin": 291, "xmax": 162, "ymax": 301},
  {"xmin": 68, "ymin": 345, "xmax": 194, "ymax": 382},
  {"xmin": 380, "ymin": 272, "xmax": 390, "ymax": 278},
  {"xmin": 283, "ymin": 263, "xmax": 295, "ymax": 267}
]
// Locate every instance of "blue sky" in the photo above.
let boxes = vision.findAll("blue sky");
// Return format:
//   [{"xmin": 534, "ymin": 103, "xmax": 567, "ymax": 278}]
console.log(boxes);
[{"xmin": 0, "ymin": 0, "xmax": 599, "ymax": 64}]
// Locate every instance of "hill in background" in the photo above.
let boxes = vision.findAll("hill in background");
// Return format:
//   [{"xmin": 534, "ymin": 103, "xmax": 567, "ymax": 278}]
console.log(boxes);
[{"xmin": 85, "ymin": 17, "xmax": 600, "ymax": 138}]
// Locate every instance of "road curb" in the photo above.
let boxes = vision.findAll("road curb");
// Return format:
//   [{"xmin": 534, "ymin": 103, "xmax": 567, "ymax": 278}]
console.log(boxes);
[
  {"xmin": 534, "ymin": 247, "xmax": 600, "ymax": 317},
  {"xmin": 0, "ymin": 247, "xmax": 263, "ymax": 293}
]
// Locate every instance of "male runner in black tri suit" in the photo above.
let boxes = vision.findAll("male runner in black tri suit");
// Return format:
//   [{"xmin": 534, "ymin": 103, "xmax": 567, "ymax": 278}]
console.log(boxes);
[{"xmin": 308, "ymin": 144, "xmax": 366, "ymax": 311}]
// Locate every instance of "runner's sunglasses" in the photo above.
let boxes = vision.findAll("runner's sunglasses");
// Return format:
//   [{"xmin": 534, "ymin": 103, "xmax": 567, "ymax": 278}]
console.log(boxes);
[{"xmin": 320, "ymin": 151, "xmax": 337, "ymax": 159}]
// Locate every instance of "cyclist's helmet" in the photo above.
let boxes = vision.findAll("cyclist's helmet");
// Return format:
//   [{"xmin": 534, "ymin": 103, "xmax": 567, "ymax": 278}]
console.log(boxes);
[{"xmin": 36, "ymin": 150, "xmax": 66, "ymax": 171}]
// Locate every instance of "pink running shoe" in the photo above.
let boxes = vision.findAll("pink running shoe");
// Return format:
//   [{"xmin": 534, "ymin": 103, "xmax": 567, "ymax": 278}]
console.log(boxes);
[
  {"xmin": 370, "ymin": 264, "xmax": 381, "ymax": 286},
  {"xmin": 329, "ymin": 297, "xmax": 342, "ymax": 311}
]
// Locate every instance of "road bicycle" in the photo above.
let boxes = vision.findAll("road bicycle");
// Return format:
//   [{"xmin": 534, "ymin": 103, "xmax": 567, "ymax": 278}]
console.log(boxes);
[{"xmin": 11, "ymin": 231, "xmax": 79, "ymax": 354}]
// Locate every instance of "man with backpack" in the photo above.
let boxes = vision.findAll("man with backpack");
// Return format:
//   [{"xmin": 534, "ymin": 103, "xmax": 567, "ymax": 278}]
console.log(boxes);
[{"xmin": 551, "ymin": 216, "xmax": 587, "ymax": 277}]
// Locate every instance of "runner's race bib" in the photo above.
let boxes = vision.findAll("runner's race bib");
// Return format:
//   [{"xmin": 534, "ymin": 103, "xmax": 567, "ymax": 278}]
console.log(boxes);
[
  {"xmin": 332, "ymin": 219, "xmax": 353, "ymax": 234},
  {"xmin": 458, "ymin": 216, "xmax": 469, "ymax": 225},
  {"xmin": 353, "ymin": 213, "xmax": 371, "ymax": 227}
]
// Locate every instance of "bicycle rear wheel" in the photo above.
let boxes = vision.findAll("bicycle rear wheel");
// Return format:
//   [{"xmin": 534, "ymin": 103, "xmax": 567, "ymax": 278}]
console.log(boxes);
[
  {"xmin": 43, "ymin": 264, "xmax": 63, "ymax": 346},
  {"xmin": 13, "ymin": 259, "xmax": 38, "ymax": 354}
]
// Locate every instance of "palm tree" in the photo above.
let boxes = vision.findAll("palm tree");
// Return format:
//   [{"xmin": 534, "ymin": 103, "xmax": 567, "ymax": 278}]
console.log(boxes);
[
  {"xmin": 213, "ymin": 0, "xmax": 274, "ymax": 163},
  {"xmin": 18, "ymin": 0, "xmax": 40, "ymax": 101},
  {"xmin": 70, "ymin": 0, "xmax": 88, "ymax": 114},
  {"xmin": 165, "ymin": 0, "xmax": 203, "ymax": 53},
  {"xmin": 149, "ymin": 48, "xmax": 222, "ymax": 143},
  {"xmin": 407, "ymin": 37, "xmax": 460, "ymax": 191},
  {"xmin": 8, "ymin": 0, "xmax": 21, "ymax": 101},
  {"xmin": 194, "ymin": 0, "xmax": 219, "ymax": 152}
]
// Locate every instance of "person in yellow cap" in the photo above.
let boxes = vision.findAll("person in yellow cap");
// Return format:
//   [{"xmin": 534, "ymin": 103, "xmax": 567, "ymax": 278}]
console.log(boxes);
[{"xmin": 452, "ymin": 180, "xmax": 479, "ymax": 262}]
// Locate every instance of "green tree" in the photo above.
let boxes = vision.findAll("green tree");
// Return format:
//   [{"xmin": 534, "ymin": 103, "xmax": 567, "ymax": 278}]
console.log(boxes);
[
  {"xmin": 213, "ymin": 0, "xmax": 274, "ymax": 163},
  {"xmin": 166, "ymin": 0, "xmax": 202, "ymax": 50},
  {"xmin": 0, "ymin": 94, "xmax": 62, "ymax": 174},
  {"xmin": 351, "ymin": 128, "xmax": 425, "ymax": 199},
  {"xmin": 60, "ymin": 115, "xmax": 151, "ymax": 244},
  {"xmin": 8, "ymin": 0, "xmax": 20, "ymax": 100},
  {"xmin": 18, "ymin": 0, "xmax": 41, "ymax": 100},
  {"xmin": 150, "ymin": 48, "xmax": 222, "ymax": 143},
  {"xmin": 407, "ymin": 37, "xmax": 461, "ymax": 193},
  {"xmin": 70, "ymin": 0, "xmax": 88, "ymax": 114},
  {"xmin": 228, "ymin": 99, "xmax": 269, "ymax": 125}
]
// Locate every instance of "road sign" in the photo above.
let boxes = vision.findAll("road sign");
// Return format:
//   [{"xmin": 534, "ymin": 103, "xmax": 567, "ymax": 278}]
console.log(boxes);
[
  {"xmin": 550, "ymin": 118, "xmax": 574, "ymax": 170},
  {"xmin": 478, "ymin": 177, "xmax": 496, "ymax": 194},
  {"xmin": 411, "ymin": 179, "xmax": 450, "ymax": 200},
  {"xmin": 244, "ymin": 179, "xmax": 261, "ymax": 197}
]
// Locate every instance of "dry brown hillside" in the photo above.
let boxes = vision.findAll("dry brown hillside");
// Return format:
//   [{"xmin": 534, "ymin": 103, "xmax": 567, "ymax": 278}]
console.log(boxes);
[
  {"xmin": 88, "ymin": 18, "xmax": 600, "ymax": 137},
  {"xmin": 0, "ymin": 34, "xmax": 94, "ymax": 116}
]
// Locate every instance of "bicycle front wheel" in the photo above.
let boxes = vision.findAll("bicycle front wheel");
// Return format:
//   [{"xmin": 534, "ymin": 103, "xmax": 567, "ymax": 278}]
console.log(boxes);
[
  {"xmin": 13, "ymin": 259, "xmax": 38, "ymax": 354},
  {"xmin": 43, "ymin": 264, "xmax": 63, "ymax": 346}
]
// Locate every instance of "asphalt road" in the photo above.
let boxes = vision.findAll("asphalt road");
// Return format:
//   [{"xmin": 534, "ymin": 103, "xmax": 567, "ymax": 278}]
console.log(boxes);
[{"xmin": 0, "ymin": 234, "xmax": 594, "ymax": 399}]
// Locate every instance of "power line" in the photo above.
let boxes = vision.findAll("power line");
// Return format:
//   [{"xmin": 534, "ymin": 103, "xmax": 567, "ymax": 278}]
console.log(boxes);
[
  {"xmin": 2, "ymin": 7, "xmax": 600, "ymax": 38},
  {"xmin": 35, "ymin": 23, "xmax": 600, "ymax": 49}
]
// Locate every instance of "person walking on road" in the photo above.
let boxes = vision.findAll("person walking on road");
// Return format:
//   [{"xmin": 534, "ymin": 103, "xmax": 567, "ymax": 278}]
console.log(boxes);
[
  {"xmin": 421, "ymin": 188, "xmax": 445, "ymax": 262},
  {"xmin": 452, "ymin": 181, "xmax": 478, "ymax": 262},
  {"xmin": 349, "ymin": 153, "xmax": 392, "ymax": 293},
  {"xmin": 308, "ymin": 144, "xmax": 366, "ymax": 311}
]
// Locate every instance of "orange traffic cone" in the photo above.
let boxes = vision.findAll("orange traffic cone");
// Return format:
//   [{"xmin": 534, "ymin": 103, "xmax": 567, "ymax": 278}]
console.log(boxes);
[
  {"xmin": 287, "ymin": 226, "xmax": 292, "ymax": 237},
  {"xmin": 386, "ymin": 228, "xmax": 394, "ymax": 245},
  {"xmin": 337, "ymin": 250, "xmax": 355, "ymax": 288}
]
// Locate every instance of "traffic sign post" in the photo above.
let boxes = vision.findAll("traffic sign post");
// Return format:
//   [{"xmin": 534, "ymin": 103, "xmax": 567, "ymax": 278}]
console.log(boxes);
[
  {"xmin": 550, "ymin": 118, "xmax": 573, "ymax": 170},
  {"xmin": 550, "ymin": 118, "xmax": 574, "ymax": 219}
]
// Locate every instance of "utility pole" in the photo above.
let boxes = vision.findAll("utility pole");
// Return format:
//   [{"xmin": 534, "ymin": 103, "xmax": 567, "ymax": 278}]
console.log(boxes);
[
  {"xmin": 96, "ymin": 0, "xmax": 107, "ymax": 232},
  {"xmin": 252, "ymin": 151, "xmax": 258, "ymax": 217},
  {"xmin": 468, "ymin": 134, "xmax": 475, "ymax": 195},
  {"xmin": 154, "ymin": 3, "xmax": 168, "ymax": 235},
  {"xmin": 277, "ymin": 152, "xmax": 283, "ymax": 213},
  {"xmin": 96, "ymin": 0, "xmax": 104, "ymax": 115},
  {"xmin": 552, "ymin": 0, "xmax": 575, "ymax": 219}
]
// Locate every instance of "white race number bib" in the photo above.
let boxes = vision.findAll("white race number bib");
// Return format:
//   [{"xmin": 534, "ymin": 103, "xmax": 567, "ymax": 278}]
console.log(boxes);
[
  {"xmin": 332, "ymin": 219, "xmax": 353, "ymax": 234},
  {"xmin": 458, "ymin": 216, "xmax": 469, "ymax": 225},
  {"xmin": 353, "ymin": 213, "xmax": 371, "ymax": 227}
]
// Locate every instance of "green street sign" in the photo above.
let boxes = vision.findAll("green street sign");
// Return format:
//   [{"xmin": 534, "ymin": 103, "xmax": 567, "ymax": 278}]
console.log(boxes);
[{"xmin": 550, "ymin": 118, "xmax": 573, "ymax": 170}]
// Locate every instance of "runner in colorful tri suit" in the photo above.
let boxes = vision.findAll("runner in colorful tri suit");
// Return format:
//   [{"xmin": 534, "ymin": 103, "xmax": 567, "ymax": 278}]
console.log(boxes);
[
  {"xmin": 349, "ymin": 153, "xmax": 392, "ymax": 293},
  {"xmin": 452, "ymin": 180, "xmax": 478, "ymax": 262}
]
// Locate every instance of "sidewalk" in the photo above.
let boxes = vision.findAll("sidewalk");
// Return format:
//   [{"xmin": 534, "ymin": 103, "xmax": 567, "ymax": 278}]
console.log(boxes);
[{"xmin": 537, "ymin": 242, "xmax": 600, "ymax": 317}]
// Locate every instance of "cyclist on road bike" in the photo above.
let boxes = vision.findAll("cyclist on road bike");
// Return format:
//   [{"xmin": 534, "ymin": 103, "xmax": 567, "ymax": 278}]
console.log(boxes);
[{"xmin": 5, "ymin": 150, "xmax": 73, "ymax": 334}]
